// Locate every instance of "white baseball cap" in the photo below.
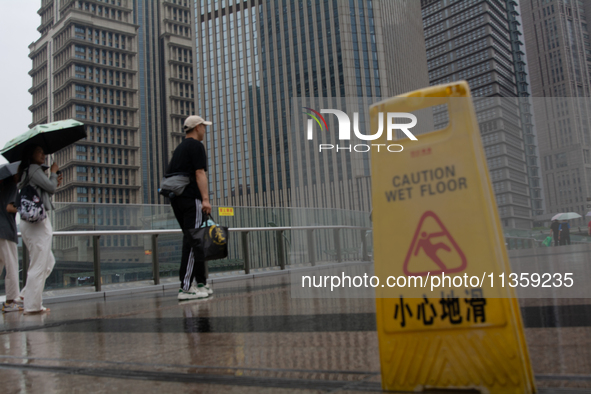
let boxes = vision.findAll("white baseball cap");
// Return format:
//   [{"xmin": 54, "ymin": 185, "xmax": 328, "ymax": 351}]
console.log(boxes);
[{"xmin": 183, "ymin": 115, "xmax": 212, "ymax": 132}]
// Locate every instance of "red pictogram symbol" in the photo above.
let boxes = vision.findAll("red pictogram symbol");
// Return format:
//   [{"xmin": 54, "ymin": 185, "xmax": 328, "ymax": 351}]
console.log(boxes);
[{"xmin": 403, "ymin": 211, "xmax": 467, "ymax": 276}]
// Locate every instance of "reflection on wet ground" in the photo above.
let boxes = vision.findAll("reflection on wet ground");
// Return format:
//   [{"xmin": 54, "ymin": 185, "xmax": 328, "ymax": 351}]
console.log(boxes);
[{"xmin": 0, "ymin": 275, "xmax": 590, "ymax": 392}]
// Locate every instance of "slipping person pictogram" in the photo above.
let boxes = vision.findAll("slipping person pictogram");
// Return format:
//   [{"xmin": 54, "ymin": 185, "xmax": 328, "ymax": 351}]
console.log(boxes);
[
  {"xmin": 403, "ymin": 211, "xmax": 467, "ymax": 276},
  {"xmin": 414, "ymin": 231, "xmax": 452, "ymax": 271}
]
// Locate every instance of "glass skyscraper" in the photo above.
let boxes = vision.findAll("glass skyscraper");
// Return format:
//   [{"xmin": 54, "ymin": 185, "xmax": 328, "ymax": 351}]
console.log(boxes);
[
  {"xmin": 521, "ymin": 0, "xmax": 591, "ymax": 225},
  {"xmin": 421, "ymin": 0, "xmax": 541, "ymax": 228},
  {"xmin": 194, "ymin": 0, "xmax": 430, "ymax": 211}
]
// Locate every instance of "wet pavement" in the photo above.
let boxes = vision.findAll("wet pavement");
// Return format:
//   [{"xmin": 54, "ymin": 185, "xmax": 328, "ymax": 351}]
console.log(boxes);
[{"xmin": 1, "ymin": 274, "xmax": 590, "ymax": 393}]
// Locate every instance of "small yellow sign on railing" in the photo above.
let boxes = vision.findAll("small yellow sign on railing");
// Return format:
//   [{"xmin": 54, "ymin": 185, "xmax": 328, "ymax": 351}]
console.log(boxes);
[{"xmin": 218, "ymin": 207, "xmax": 234, "ymax": 216}]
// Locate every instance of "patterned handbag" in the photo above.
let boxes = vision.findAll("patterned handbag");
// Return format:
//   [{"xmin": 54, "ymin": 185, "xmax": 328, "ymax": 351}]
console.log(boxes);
[{"xmin": 17, "ymin": 168, "xmax": 47, "ymax": 223}]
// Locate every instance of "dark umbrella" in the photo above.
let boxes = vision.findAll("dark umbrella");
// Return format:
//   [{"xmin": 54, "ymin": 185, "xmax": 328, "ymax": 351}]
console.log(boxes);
[
  {"xmin": 1, "ymin": 119, "xmax": 86, "ymax": 163},
  {"xmin": 0, "ymin": 162, "xmax": 49, "ymax": 182},
  {"xmin": 0, "ymin": 161, "xmax": 20, "ymax": 181}
]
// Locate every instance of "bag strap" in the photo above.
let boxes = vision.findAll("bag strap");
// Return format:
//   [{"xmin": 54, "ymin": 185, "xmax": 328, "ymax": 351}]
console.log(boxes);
[
  {"xmin": 164, "ymin": 172, "xmax": 191, "ymax": 178},
  {"xmin": 22, "ymin": 166, "xmax": 42, "ymax": 188},
  {"xmin": 22, "ymin": 168, "xmax": 30, "ymax": 187},
  {"xmin": 201, "ymin": 213, "xmax": 217, "ymax": 227},
  {"xmin": 21, "ymin": 166, "xmax": 44, "ymax": 204}
]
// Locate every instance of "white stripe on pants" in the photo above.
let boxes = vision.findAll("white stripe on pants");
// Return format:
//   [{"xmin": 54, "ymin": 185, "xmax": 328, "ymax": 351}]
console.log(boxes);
[
  {"xmin": 183, "ymin": 199, "xmax": 202, "ymax": 289},
  {"xmin": 0, "ymin": 239, "xmax": 19, "ymax": 301},
  {"xmin": 20, "ymin": 217, "xmax": 55, "ymax": 312}
]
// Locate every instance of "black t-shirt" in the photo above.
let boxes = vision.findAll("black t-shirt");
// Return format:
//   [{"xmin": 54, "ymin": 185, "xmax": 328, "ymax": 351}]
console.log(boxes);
[{"xmin": 167, "ymin": 138, "xmax": 207, "ymax": 200}]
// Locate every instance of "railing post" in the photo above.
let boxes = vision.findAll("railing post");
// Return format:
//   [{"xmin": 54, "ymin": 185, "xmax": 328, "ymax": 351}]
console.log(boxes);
[
  {"xmin": 242, "ymin": 231, "xmax": 250, "ymax": 274},
  {"xmin": 333, "ymin": 228, "xmax": 342, "ymax": 262},
  {"xmin": 361, "ymin": 229, "xmax": 369, "ymax": 261},
  {"xmin": 22, "ymin": 244, "xmax": 29, "ymax": 287},
  {"xmin": 307, "ymin": 229, "xmax": 316, "ymax": 266},
  {"xmin": 277, "ymin": 230, "xmax": 285, "ymax": 270},
  {"xmin": 93, "ymin": 235, "xmax": 101, "ymax": 292},
  {"xmin": 152, "ymin": 234, "xmax": 160, "ymax": 285}
]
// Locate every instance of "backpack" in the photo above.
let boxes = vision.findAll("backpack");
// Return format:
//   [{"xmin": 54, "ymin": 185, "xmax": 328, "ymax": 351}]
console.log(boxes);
[
  {"xmin": 560, "ymin": 223, "xmax": 570, "ymax": 236},
  {"xmin": 17, "ymin": 168, "xmax": 47, "ymax": 223}
]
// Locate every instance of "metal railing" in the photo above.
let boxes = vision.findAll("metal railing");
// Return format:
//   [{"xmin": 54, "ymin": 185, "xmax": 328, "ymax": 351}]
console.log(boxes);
[
  {"xmin": 505, "ymin": 236, "xmax": 539, "ymax": 250},
  {"xmin": 504, "ymin": 236, "xmax": 590, "ymax": 250},
  {"xmin": 19, "ymin": 225, "xmax": 371, "ymax": 292}
]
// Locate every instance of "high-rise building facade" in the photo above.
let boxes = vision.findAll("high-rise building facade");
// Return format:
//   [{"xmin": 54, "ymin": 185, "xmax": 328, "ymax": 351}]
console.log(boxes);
[
  {"xmin": 194, "ymin": 0, "xmax": 430, "ymax": 211},
  {"xmin": 507, "ymin": 0, "xmax": 545, "ymax": 217},
  {"xmin": 29, "ymin": 0, "xmax": 198, "ymax": 210},
  {"xmin": 133, "ymin": 0, "xmax": 198, "ymax": 205},
  {"xmin": 421, "ymin": 0, "xmax": 541, "ymax": 228},
  {"xmin": 30, "ymin": 0, "xmax": 142, "ymax": 207},
  {"xmin": 29, "ymin": 0, "xmax": 199, "ymax": 260},
  {"xmin": 520, "ymin": 0, "xmax": 591, "ymax": 223}
]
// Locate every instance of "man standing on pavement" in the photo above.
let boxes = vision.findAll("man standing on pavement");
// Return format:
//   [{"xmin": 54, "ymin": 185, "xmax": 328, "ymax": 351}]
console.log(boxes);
[{"xmin": 168, "ymin": 116, "xmax": 213, "ymax": 300}]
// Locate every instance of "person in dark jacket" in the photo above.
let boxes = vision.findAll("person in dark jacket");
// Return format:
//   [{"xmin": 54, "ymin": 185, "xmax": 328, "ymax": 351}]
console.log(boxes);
[
  {"xmin": 550, "ymin": 220, "xmax": 560, "ymax": 246},
  {"xmin": 0, "ymin": 174, "xmax": 21, "ymax": 312},
  {"xmin": 559, "ymin": 221, "xmax": 571, "ymax": 245}
]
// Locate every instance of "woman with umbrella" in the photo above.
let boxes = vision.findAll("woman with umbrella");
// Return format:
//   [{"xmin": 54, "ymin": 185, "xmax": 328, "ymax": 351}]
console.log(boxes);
[
  {"xmin": 1, "ymin": 119, "xmax": 84, "ymax": 313},
  {"xmin": 15, "ymin": 145, "xmax": 62, "ymax": 314}
]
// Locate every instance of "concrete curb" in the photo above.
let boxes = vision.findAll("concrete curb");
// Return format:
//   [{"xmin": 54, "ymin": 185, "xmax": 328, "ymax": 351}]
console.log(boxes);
[{"xmin": 43, "ymin": 291, "xmax": 106, "ymax": 305}]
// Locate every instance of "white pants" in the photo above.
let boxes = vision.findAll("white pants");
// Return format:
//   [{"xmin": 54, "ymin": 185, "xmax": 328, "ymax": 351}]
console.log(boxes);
[
  {"xmin": 20, "ymin": 218, "xmax": 55, "ymax": 312},
  {"xmin": 0, "ymin": 239, "xmax": 19, "ymax": 301}
]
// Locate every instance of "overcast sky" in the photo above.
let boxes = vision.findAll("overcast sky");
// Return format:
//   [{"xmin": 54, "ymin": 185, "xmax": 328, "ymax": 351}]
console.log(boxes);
[{"xmin": 0, "ymin": 1, "xmax": 41, "ymax": 164}]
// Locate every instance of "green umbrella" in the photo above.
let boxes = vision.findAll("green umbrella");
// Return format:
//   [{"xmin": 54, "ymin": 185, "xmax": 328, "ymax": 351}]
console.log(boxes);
[{"xmin": 0, "ymin": 119, "xmax": 86, "ymax": 163}]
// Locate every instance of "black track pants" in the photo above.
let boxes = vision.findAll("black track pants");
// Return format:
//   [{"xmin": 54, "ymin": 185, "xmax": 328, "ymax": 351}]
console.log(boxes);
[{"xmin": 171, "ymin": 197, "xmax": 205, "ymax": 290}]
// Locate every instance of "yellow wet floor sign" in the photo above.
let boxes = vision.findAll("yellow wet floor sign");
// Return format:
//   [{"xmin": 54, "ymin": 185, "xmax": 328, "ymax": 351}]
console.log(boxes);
[{"xmin": 370, "ymin": 82, "xmax": 535, "ymax": 393}]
